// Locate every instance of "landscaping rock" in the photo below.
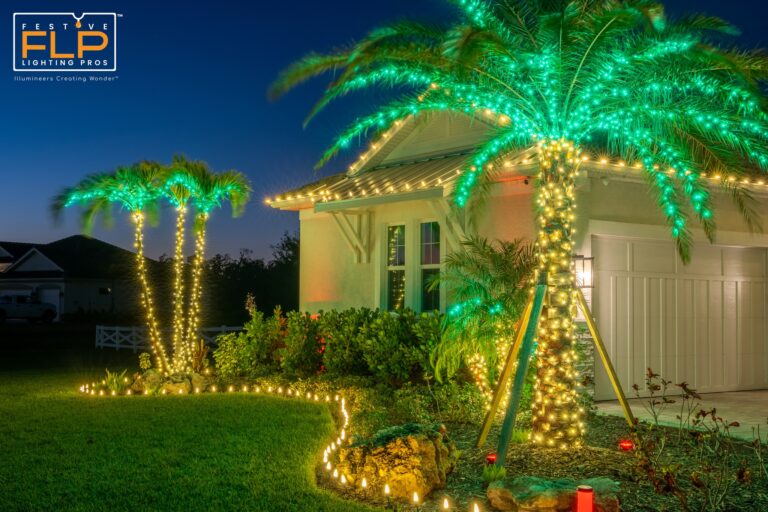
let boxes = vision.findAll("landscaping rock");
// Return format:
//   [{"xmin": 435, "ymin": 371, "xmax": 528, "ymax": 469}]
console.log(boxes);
[
  {"xmin": 189, "ymin": 373, "xmax": 209, "ymax": 391},
  {"xmin": 161, "ymin": 378, "xmax": 191, "ymax": 395},
  {"xmin": 335, "ymin": 423, "xmax": 459, "ymax": 500},
  {"xmin": 132, "ymin": 369, "xmax": 164, "ymax": 393},
  {"xmin": 487, "ymin": 476, "xmax": 620, "ymax": 512}
]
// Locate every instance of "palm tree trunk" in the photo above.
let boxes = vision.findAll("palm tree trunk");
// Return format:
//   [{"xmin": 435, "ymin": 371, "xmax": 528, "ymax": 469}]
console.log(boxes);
[
  {"xmin": 530, "ymin": 139, "xmax": 585, "ymax": 448},
  {"xmin": 133, "ymin": 211, "xmax": 170, "ymax": 374},
  {"xmin": 185, "ymin": 213, "xmax": 208, "ymax": 356},
  {"xmin": 171, "ymin": 206, "xmax": 188, "ymax": 373}
]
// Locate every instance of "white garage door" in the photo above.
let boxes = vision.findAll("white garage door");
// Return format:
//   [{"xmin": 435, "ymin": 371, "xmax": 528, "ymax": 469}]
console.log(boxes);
[{"xmin": 593, "ymin": 236, "xmax": 768, "ymax": 400}]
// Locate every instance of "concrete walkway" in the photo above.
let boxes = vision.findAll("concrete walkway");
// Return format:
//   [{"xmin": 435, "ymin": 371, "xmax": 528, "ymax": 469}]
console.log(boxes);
[{"xmin": 596, "ymin": 390, "xmax": 768, "ymax": 441}]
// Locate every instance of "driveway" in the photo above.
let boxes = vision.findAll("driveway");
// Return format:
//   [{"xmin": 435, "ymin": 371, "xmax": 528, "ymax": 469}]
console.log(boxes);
[{"xmin": 595, "ymin": 390, "xmax": 768, "ymax": 441}]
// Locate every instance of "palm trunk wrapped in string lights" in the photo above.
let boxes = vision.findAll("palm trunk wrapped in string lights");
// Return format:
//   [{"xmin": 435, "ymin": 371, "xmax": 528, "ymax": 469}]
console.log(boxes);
[
  {"xmin": 133, "ymin": 211, "xmax": 170, "ymax": 374},
  {"xmin": 171, "ymin": 206, "xmax": 190, "ymax": 373},
  {"xmin": 532, "ymin": 139, "xmax": 584, "ymax": 448},
  {"xmin": 185, "ymin": 213, "xmax": 208, "ymax": 352}
]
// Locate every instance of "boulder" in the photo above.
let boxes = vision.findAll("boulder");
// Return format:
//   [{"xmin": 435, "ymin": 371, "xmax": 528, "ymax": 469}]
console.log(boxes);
[
  {"xmin": 335, "ymin": 423, "xmax": 459, "ymax": 500},
  {"xmin": 487, "ymin": 476, "xmax": 620, "ymax": 512},
  {"xmin": 189, "ymin": 373, "xmax": 209, "ymax": 391},
  {"xmin": 132, "ymin": 369, "xmax": 164, "ymax": 393},
  {"xmin": 161, "ymin": 377, "xmax": 191, "ymax": 395}
]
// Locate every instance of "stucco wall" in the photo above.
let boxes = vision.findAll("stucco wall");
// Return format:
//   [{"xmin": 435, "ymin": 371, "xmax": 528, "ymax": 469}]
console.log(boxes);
[{"xmin": 298, "ymin": 174, "xmax": 768, "ymax": 313}]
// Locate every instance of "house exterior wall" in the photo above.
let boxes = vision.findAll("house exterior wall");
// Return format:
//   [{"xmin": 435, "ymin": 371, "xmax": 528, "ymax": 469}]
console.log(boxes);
[{"xmin": 297, "ymin": 173, "xmax": 768, "ymax": 397}]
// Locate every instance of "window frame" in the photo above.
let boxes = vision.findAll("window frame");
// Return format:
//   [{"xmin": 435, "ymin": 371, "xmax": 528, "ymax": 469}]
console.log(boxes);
[
  {"xmin": 385, "ymin": 224, "xmax": 407, "ymax": 311},
  {"xmin": 419, "ymin": 221, "xmax": 441, "ymax": 312}
]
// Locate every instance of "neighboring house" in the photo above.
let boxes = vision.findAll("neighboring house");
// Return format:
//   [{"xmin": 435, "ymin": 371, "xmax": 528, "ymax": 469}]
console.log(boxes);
[
  {"xmin": 268, "ymin": 112, "xmax": 768, "ymax": 399},
  {"xmin": 0, "ymin": 235, "xmax": 139, "ymax": 320}
]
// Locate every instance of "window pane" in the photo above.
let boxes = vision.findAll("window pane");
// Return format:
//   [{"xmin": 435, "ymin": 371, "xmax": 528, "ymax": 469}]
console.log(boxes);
[
  {"xmin": 421, "ymin": 268, "xmax": 440, "ymax": 311},
  {"xmin": 387, "ymin": 225, "xmax": 405, "ymax": 267},
  {"xmin": 388, "ymin": 270, "xmax": 406, "ymax": 311},
  {"xmin": 420, "ymin": 222, "xmax": 440, "ymax": 265}
]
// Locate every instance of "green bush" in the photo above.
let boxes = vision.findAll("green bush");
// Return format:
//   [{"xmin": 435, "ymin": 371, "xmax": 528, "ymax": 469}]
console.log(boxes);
[
  {"xmin": 215, "ymin": 307, "xmax": 446, "ymax": 389},
  {"xmin": 318, "ymin": 308, "xmax": 373, "ymax": 376},
  {"xmin": 213, "ymin": 306, "xmax": 285, "ymax": 380},
  {"xmin": 360, "ymin": 310, "xmax": 441, "ymax": 387},
  {"xmin": 279, "ymin": 311, "xmax": 322, "ymax": 377}
]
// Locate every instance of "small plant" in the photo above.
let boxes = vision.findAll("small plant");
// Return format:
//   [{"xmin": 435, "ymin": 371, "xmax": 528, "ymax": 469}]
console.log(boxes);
[
  {"xmin": 190, "ymin": 339, "xmax": 209, "ymax": 374},
  {"xmin": 138, "ymin": 352, "xmax": 152, "ymax": 371},
  {"xmin": 632, "ymin": 368, "xmax": 754, "ymax": 512},
  {"xmin": 104, "ymin": 369, "xmax": 129, "ymax": 394},
  {"xmin": 482, "ymin": 464, "xmax": 507, "ymax": 486}
]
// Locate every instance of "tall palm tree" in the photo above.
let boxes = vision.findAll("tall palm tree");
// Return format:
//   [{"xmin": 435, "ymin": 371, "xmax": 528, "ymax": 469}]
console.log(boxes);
[
  {"xmin": 271, "ymin": 0, "xmax": 768, "ymax": 447},
  {"xmin": 430, "ymin": 237, "xmax": 535, "ymax": 400},
  {"xmin": 181, "ymin": 160, "xmax": 252, "ymax": 356},
  {"xmin": 161, "ymin": 158, "xmax": 196, "ymax": 373},
  {"xmin": 53, "ymin": 163, "xmax": 171, "ymax": 374}
]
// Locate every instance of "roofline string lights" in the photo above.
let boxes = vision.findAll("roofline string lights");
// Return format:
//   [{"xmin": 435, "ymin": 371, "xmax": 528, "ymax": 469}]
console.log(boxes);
[
  {"xmin": 77, "ymin": 381, "xmax": 485, "ymax": 511},
  {"xmin": 265, "ymin": 148, "xmax": 768, "ymax": 207}
]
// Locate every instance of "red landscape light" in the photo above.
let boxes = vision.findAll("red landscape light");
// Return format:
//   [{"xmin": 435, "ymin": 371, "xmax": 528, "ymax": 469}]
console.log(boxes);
[
  {"xmin": 618, "ymin": 439, "xmax": 635, "ymax": 452},
  {"xmin": 576, "ymin": 485, "xmax": 594, "ymax": 512},
  {"xmin": 485, "ymin": 452, "xmax": 497, "ymax": 465}
]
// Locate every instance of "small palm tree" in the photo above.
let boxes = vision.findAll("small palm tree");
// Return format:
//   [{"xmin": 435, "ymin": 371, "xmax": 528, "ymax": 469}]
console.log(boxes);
[
  {"xmin": 53, "ymin": 162, "xmax": 171, "ymax": 374},
  {"xmin": 272, "ymin": 0, "xmax": 768, "ymax": 447},
  {"xmin": 182, "ymin": 160, "xmax": 252, "ymax": 356},
  {"xmin": 430, "ymin": 237, "xmax": 536, "ymax": 399}
]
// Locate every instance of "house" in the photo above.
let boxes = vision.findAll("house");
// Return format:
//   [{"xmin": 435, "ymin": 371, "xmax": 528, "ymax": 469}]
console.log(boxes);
[
  {"xmin": 0, "ymin": 235, "xmax": 140, "ymax": 320},
  {"xmin": 268, "ymin": 112, "xmax": 768, "ymax": 400}
]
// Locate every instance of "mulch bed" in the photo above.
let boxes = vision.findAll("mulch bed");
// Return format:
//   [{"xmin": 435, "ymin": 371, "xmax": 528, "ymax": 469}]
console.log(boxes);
[
  {"xmin": 321, "ymin": 413, "xmax": 768, "ymax": 511},
  {"xmin": 441, "ymin": 414, "xmax": 768, "ymax": 512}
]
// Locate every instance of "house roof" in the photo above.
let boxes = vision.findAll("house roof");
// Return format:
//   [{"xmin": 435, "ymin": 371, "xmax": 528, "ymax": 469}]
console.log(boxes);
[
  {"xmin": 0, "ymin": 241, "xmax": 37, "ymax": 264},
  {"xmin": 0, "ymin": 235, "xmax": 139, "ymax": 280},
  {"xmin": 268, "ymin": 153, "xmax": 475, "ymax": 211}
]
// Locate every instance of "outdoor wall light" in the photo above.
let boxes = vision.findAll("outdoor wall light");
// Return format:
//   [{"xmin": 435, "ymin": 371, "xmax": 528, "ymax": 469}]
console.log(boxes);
[{"xmin": 574, "ymin": 255, "xmax": 594, "ymax": 289}]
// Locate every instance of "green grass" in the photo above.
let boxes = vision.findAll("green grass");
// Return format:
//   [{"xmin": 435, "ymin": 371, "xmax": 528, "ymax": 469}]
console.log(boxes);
[{"xmin": 0, "ymin": 369, "xmax": 376, "ymax": 512}]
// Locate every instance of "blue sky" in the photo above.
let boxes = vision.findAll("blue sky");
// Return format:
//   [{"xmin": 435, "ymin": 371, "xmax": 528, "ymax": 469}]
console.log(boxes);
[{"xmin": 0, "ymin": 0, "xmax": 766, "ymax": 259}]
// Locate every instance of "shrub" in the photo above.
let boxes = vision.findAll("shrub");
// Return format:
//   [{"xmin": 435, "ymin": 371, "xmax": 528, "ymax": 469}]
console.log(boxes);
[
  {"xmin": 213, "ymin": 306, "xmax": 285, "ymax": 380},
  {"xmin": 279, "ymin": 311, "xmax": 322, "ymax": 377},
  {"xmin": 361, "ymin": 309, "xmax": 424, "ymax": 387},
  {"xmin": 318, "ymin": 308, "xmax": 373, "ymax": 376}
]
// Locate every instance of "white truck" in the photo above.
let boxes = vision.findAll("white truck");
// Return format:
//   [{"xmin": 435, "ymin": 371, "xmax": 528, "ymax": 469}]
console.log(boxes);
[{"xmin": 0, "ymin": 295, "xmax": 57, "ymax": 323}]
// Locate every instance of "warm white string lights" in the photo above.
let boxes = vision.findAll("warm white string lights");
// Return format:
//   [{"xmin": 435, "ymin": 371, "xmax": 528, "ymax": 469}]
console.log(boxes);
[{"xmin": 77, "ymin": 380, "xmax": 485, "ymax": 510}]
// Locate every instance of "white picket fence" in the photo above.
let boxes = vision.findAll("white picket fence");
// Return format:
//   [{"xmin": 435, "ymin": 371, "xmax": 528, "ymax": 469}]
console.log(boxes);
[{"xmin": 95, "ymin": 325, "xmax": 241, "ymax": 352}]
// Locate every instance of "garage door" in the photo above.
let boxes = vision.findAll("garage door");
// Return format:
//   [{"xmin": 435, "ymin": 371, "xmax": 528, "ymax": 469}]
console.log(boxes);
[
  {"xmin": 38, "ymin": 288, "xmax": 61, "ymax": 321},
  {"xmin": 592, "ymin": 236, "xmax": 768, "ymax": 400}
]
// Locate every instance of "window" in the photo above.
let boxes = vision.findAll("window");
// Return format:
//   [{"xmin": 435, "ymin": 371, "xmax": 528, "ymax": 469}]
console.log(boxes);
[
  {"xmin": 420, "ymin": 222, "xmax": 441, "ymax": 311},
  {"xmin": 387, "ymin": 225, "xmax": 406, "ymax": 310}
]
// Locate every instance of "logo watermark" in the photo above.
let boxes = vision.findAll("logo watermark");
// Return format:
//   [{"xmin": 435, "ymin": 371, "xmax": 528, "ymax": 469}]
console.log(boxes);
[{"xmin": 13, "ymin": 12, "xmax": 117, "ymax": 72}]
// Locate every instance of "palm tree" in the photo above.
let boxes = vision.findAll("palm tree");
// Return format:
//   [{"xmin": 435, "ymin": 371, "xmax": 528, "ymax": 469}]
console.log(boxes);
[
  {"xmin": 53, "ymin": 162, "xmax": 171, "ymax": 374},
  {"xmin": 181, "ymin": 160, "xmax": 252, "ymax": 357},
  {"xmin": 161, "ymin": 158, "xmax": 196, "ymax": 373},
  {"xmin": 430, "ymin": 237, "xmax": 535, "ymax": 400},
  {"xmin": 271, "ymin": 0, "xmax": 768, "ymax": 447}
]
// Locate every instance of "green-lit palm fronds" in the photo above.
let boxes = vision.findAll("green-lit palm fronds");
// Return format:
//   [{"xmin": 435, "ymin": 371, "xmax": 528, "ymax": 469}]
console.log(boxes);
[
  {"xmin": 172, "ymin": 157, "xmax": 253, "ymax": 356},
  {"xmin": 430, "ymin": 236, "xmax": 536, "ymax": 382},
  {"xmin": 272, "ymin": 0, "xmax": 768, "ymax": 262},
  {"xmin": 52, "ymin": 162, "xmax": 170, "ymax": 373}
]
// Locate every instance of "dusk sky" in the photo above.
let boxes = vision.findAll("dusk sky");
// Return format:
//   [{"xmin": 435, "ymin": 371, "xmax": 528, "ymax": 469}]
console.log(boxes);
[{"xmin": 1, "ymin": 0, "xmax": 766, "ymax": 260}]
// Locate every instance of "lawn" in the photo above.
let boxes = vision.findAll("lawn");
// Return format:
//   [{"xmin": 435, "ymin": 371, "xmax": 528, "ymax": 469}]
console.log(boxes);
[{"xmin": 0, "ymin": 367, "xmax": 376, "ymax": 512}]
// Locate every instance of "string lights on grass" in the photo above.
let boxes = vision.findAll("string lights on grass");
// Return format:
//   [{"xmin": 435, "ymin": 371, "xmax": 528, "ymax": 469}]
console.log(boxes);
[{"xmin": 77, "ymin": 381, "xmax": 484, "ymax": 510}]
